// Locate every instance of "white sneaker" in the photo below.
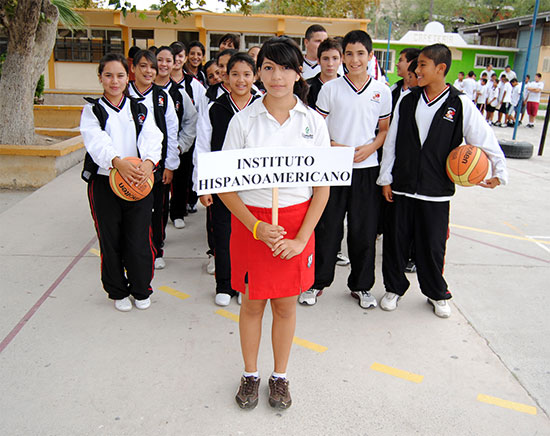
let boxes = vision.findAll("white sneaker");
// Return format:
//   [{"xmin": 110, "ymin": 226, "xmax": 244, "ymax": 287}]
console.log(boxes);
[
  {"xmin": 380, "ymin": 292, "xmax": 400, "ymax": 311},
  {"xmin": 336, "ymin": 252, "xmax": 350, "ymax": 266},
  {"xmin": 351, "ymin": 290, "xmax": 378, "ymax": 309},
  {"xmin": 114, "ymin": 297, "xmax": 132, "ymax": 312},
  {"xmin": 215, "ymin": 293, "xmax": 231, "ymax": 306},
  {"xmin": 298, "ymin": 288, "xmax": 322, "ymax": 305},
  {"xmin": 174, "ymin": 218, "xmax": 185, "ymax": 229},
  {"xmin": 154, "ymin": 257, "xmax": 166, "ymax": 270},
  {"xmin": 427, "ymin": 298, "xmax": 451, "ymax": 318},
  {"xmin": 206, "ymin": 255, "xmax": 215, "ymax": 275},
  {"xmin": 237, "ymin": 293, "xmax": 242, "ymax": 305},
  {"xmin": 134, "ymin": 297, "xmax": 151, "ymax": 310}
]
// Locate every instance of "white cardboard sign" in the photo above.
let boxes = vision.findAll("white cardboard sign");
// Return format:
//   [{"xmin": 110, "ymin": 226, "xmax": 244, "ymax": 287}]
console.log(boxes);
[{"xmin": 196, "ymin": 147, "xmax": 355, "ymax": 195}]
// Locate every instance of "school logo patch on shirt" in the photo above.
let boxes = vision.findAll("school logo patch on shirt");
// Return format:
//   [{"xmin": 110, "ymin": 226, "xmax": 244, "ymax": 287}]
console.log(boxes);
[
  {"xmin": 307, "ymin": 253, "xmax": 313, "ymax": 268},
  {"xmin": 444, "ymin": 107, "xmax": 456, "ymax": 122},
  {"xmin": 302, "ymin": 126, "xmax": 314, "ymax": 139},
  {"xmin": 137, "ymin": 113, "xmax": 146, "ymax": 125},
  {"xmin": 175, "ymin": 101, "xmax": 181, "ymax": 112},
  {"xmin": 158, "ymin": 96, "xmax": 165, "ymax": 107},
  {"xmin": 371, "ymin": 91, "xmax": 381, "ymax": 103}
]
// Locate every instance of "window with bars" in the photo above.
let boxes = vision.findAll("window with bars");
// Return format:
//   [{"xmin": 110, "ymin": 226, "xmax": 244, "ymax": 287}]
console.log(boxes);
[
  {"xmin": 54, "ymin": 28, "xmax": 124, "ymax": 62},
  {"xmin": 474, "ymin": 54, "xmax": 509, "ymax": 69}
]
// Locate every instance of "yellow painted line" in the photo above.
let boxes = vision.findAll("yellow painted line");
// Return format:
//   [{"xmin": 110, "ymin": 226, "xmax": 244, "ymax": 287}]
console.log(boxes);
[
  {"xmin": 215, "ymin": 309, "xmax": 327, "ymax": 353},
  {"xmin": 477, "ymin": 394, "xmax": 537, "ymax": 415},
  {"xmin": 158, "ymin": 285, "xmax": 190, "ymax": 300},
  {"xmin": 292, "ymin": 336, "xmax": 327, "ymax": 353},
  {"xmin": 215, "ymin": 308, "xmax": 240, "ymax": 322},
  {"xmin": 504, "ymin": 222, "xmax": 550, "ymax": 255},
  {"xmin": 370, "ymin": 362, "xmax": 424, "ymax": 383},
  {"xmin": 89, "ymin": 248, "xmax": 100, "ymax": 257},
  {"xmin": 450, "ymin": 223, "xmax": 550, "ymax": 245}
]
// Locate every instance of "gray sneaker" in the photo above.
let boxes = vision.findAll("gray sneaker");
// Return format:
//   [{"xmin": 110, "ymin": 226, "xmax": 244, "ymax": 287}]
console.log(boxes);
[
  {"xmin": 268, "ymin": 376, "xmax": 292, "ymax": 409},
  {"xmin": 298, "ymin": 288, "xmax": 323, "ymax": 305},
  {"xmin": 235, "ymin": 376, "xmax": 260, "ymax": 409},
  {"xmin": 336, "ymin": 252, "xmax": 350, "ymax": 266},
  {"xmin": 351, "ymin": 290, "xmax": 378, "ymax": 309}
]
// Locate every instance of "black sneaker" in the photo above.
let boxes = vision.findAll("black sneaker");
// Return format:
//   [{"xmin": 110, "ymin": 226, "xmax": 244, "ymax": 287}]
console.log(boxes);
[
  {"xmin": 268, "ymin": 376, "xmax": 292, "ymax": 409},
  {"xmin": 405, "ymin": 260, "xmax": 417, "ymax": 273},
  {"xmin": 235, "ymin": 376, "xmax": 260, "ymax": 409},
  {"xmin": 187, "ymin": 204, "xmax": 198, "ymax": 214}
]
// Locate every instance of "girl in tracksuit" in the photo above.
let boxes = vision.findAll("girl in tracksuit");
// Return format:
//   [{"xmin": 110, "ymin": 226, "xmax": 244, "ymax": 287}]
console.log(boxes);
[{"xmin": 80, "ymin": 53, "xmax": 163, "ymax": 312}]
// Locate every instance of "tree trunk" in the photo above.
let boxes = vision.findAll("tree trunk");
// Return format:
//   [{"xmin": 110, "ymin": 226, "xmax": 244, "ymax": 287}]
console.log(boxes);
[{"xmin": 0, "ymin": 0, "xmax": 59, "ymax": 145}]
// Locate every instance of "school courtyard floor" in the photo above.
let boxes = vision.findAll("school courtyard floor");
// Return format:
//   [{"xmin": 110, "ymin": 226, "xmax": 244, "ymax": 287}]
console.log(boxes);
[{"xmin": 1, "ymin": 124, "xmax": 549, "ymax": 436}]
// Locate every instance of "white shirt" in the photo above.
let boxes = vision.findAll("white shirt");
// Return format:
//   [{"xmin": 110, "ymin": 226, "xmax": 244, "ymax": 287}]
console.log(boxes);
[
  {"xmin": 501, "ymin": 82, "xmax": 512, "ymax": 104},
  {"xmin": 193, "ymin": 93, "xmax": 259, "ymax": 190},
  {"xmin": 80, "ymin": 95, "xmax": 163, "ymax": 176},
  {"xmin": 128, "ymin": 82, "xmax": 180, "ymax": 171},
  {"xmin": 177, "ymin": 75, "xmax": 208, "ymax": 112},
  {"xmin": 500, "ymin": 70, "xmax": 517, "ymax": 81},
  {"xmin": 475, "ymin": 81, "xmax": 488, "ymax": 104},
  {"xmin": 302, "ymin": 58, "xmax": 320, "ymax": 80},
  {"xmin": 162, "ymin": 81, "xmax": 198, "ymax": 153},
  {"xmin": 481, "ymin": 69, "xmax": 496, "ymax": 80},
  {"xmin": 453, "ymin": 79, "xmax": 464, "ymax": 91},
  {"xmin": 486, "ymin": 85, "xmax": 499, "ymax": 106},
  {"xmin": 378, "ymin": 87, "xmax": 508, "ymax": 202},
  {"xmin": 510, "ymin": 85, "xmax": 522, "ymax": 106},
  {"xmin": 527, "ymin": 81, "xmax": 544, "ymax": 103},
  {"xmin": 302, "ymin": 58, "xmax": 345, "ymax": 81},
  {"xmin": 222, "ymin": 95, "xmax": 330, "ymax": 208},
  {"xmin": 462, "ymin": 77, "xmax": 477, "ymax": 101},
  {"xmin": 316, "ymin": 75, "xmax": 392, "ymax": 169}
]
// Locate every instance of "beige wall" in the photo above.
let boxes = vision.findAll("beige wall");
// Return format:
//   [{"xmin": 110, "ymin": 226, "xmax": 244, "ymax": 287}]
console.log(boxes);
[
  {"xmin": 55, "ymin": 62, "xmax": 102, "ymax": 91},
  {"xmin": 154, "ymin": 28, "xmax": 178, "ymax": 47},
  {"xmin": 537, "ymin": 46, "xmax": 550, "ymax": 94}
]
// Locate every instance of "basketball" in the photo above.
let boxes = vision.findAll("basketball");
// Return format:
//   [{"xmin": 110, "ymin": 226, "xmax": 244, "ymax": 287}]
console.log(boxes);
[
  {"xmin": 109, "ymin": 156, "xmax": 154, "ymax": 201},
  {"xmin": 446, "ymin": 145, "xmax": 489, "ymax": 187}
]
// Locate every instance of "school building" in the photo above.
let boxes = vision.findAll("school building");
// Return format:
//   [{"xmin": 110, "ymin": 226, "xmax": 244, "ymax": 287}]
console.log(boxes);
[
  {"xmin": 461, "ymin": 11, "xmax": 550, "ymax": 94},
  {"xmin": 0, "ymin": 9, "xmax": 522, "ymax": 92},
  {"xmin": 42, "ymin": 8, "xmax": 370, "ymax": 92},
  {"xmin": 373, "ymin": 22, "xmax": 518, "ymax": 85}
]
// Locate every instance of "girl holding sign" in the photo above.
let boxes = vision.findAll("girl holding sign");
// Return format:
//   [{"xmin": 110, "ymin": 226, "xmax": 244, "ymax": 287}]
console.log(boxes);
[{"xmin": 219, "ymin": 37, "xmax": 330, "ymax": 410}]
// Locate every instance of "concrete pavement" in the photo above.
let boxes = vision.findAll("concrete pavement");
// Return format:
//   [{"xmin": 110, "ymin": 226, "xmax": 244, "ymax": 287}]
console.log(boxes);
[{"xmin": 0, "ymin": 122, "xmax": 549, "ymax": 435}]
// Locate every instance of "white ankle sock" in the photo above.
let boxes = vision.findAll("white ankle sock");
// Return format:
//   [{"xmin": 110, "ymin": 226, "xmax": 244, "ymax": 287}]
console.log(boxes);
[
  {"xmin": 243, "ymin": 370, "xmax": 259, "ymax": 378},
  {"xmin": 272, "ymin": 372, "xmax": 287, "ymax": 379}
]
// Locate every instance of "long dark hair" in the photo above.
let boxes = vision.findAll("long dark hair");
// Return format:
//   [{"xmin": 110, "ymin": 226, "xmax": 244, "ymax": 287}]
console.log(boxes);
[
  {"xmin": 133, "ymin": 49, "xmax": 158, "ymax": 73},
  {"xmin": 257, "ymin": 37, "xmax": 309, "ymax": 104},
  {"xmin": 98, "ymin": 52, "xmax": 128, "ymax": 75}
]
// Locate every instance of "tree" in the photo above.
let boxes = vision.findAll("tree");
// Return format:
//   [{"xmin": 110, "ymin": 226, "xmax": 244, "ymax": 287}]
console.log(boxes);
[{"xmin": 0, "ymin": 0, "xmax": 250, "ymax": 145}]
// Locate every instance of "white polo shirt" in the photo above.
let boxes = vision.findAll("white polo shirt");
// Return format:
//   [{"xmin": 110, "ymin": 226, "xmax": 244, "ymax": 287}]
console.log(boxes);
[
  {"xmin": 315, "ymin": 74, "xmax": 392, "ymax": 169},
  {"xmin": 378, "ymin": 87, "xmax": 508, "ymax": 202},
  {"xmin": 222, "ymin": 94, "xmax": 330, "ymax": 208}
]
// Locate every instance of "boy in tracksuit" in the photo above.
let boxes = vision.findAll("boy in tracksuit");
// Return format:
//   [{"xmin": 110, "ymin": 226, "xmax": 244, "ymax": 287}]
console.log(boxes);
[{"xmin": 377, "ymin": 44, "xmax": 508, "ymax": 318}]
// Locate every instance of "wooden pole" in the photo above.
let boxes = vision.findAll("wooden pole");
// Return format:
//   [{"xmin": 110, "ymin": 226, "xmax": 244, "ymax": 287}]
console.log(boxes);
[{"xmin": 272, "ymin": 187, "xmax": 279, "ymax": 226}]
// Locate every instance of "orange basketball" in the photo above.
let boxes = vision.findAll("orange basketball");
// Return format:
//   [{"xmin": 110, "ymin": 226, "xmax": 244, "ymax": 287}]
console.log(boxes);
[
  {"xmin": 109, "ymin": 156, "xmax": 154, "ymax": 201},
  {"xmin": 446, "ymin": 145, "xmax": 489, "ymax": 187}
]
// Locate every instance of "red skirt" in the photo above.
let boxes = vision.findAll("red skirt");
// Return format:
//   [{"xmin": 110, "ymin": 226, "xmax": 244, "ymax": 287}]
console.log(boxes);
[{"xmin": 230, "ymin": 200, "xmax": 315, "ymax": 300}]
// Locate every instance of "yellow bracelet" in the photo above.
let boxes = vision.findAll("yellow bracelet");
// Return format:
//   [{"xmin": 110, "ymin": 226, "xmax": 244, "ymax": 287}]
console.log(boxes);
[{"xmin": 252, "ymin": 220, "xmax": 262, "ymax": 240}]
